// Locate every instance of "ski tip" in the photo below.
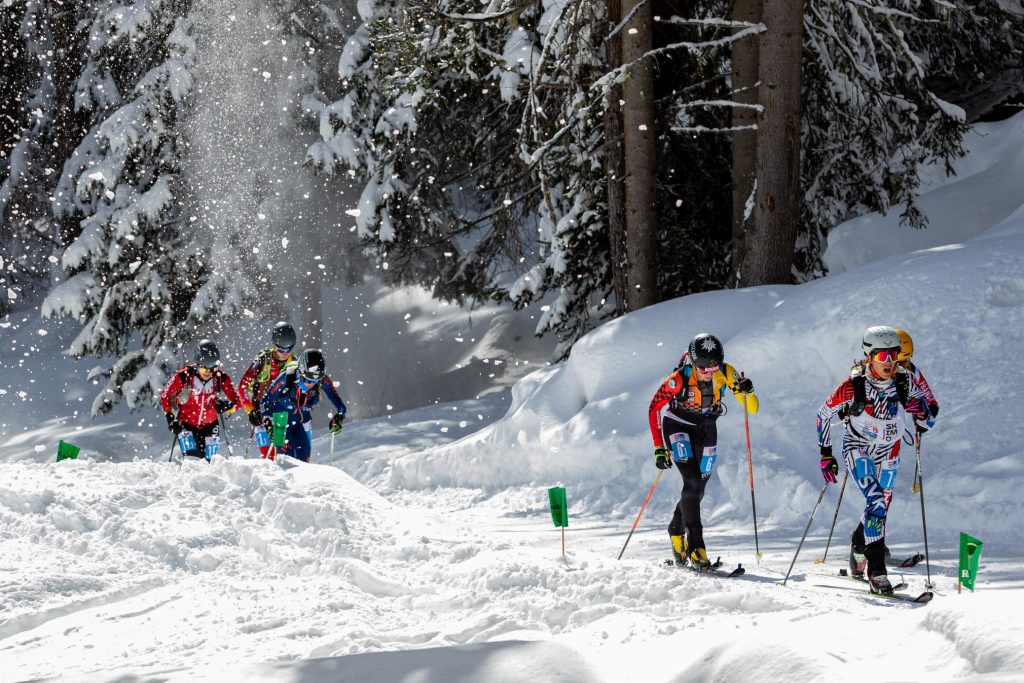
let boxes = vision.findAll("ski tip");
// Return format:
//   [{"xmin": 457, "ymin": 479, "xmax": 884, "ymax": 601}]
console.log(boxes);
[{"xmin": 913, "ymin": 591, "xmax": 934, "ymax": 603}]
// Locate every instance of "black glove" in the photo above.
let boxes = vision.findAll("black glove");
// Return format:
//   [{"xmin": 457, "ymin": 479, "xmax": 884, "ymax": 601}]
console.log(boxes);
[
  {"xmin": 216, "ymin": 398, "xmax": 234, "ymax": 414},
  {"xmin": 820, "ymin": 446, "xmax": 838, "ymax": 484},
  {"xmin": 329, "ymin": 413, "xmax": 344, "ymax": 434},
  {"xmin": 735, "ymin": 375, "xmax": 754, "ymax": 394},
  {"xmin": 165, "ymin": 411, "xmax": 182, "ymax": 435},
  {"xmin": 654, "ymin": 446, "xmax": 673, "ymax": 470},
  {"xmin": 248, "ymin": 408, "xmax": 262, "ymax": 427}
]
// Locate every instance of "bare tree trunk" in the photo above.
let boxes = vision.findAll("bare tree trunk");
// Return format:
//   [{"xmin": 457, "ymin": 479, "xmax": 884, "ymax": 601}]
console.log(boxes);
[
  {"xmin": 604, "ymin": 0, "xmax": 627, "ymax": 315},
  {"xmin": 741, "ymin": 0, "xmax": 805, "ymax": 286},
  {"xmin": 621, "ymin": 0, "xmax": 658, "ymax": 311},
  {"xmin": 730, "ymin": 0, "xmax": 761, "ymax": 287}
]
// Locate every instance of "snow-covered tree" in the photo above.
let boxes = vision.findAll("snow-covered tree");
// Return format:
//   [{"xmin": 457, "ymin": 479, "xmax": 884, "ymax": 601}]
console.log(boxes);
[
  {"xmin": 796, "ymin": 0, "xmax": 1024, "ymax": 278},
  {"xmin": 0, "ymin": 1, "xmax": 76, "ymax": 315},
  {"xmin": 40, "ymin": 1, "xmax": 200, "ymax": 415}
]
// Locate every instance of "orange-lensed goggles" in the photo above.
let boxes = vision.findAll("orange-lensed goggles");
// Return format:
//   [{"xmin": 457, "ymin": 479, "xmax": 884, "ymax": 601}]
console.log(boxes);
[
  {"xmin": 871, "ymin": 348, "xmax": 900, "ymax": 363},
  {"xmin": 696, "ymin": 364, "xmax": 720, "ymax": 373}
]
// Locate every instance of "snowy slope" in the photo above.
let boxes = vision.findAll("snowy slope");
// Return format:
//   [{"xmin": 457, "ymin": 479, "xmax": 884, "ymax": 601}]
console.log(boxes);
[
  {"xmin": 2, "ymin": 114, "xmax": 1024, "ymax": 682},
  {"xmin": 392, "ymin": 112, "xmax": 1024, "ymax": 548}
]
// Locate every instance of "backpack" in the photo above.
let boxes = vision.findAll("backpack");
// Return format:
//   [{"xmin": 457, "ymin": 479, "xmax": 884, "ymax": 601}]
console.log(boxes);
[{"xmin": 848, "ymin": 365, "xmax": 909, "ymax": 417}]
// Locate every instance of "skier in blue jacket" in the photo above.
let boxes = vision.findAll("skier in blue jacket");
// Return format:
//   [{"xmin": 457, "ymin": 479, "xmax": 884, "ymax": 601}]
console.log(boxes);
[{"xmin": 260, "ymin": 348, "xmax": 346, "ymax": 462}]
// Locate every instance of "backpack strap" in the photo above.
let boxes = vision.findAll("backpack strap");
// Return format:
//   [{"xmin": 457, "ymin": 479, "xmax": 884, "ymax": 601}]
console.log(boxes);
[
  {"xmin": 894, "ymin": 369, "xmax": 910, "ymax": 407},
  {"xmin": 849, "ymin": 367, "xmax": 867, "ymax": 417}
]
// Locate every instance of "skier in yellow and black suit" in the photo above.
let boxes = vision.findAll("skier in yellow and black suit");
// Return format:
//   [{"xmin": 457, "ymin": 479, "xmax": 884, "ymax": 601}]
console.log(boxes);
[{"xmin": 648, "ymin": 333, "xmax": 758, "ymax": 570}]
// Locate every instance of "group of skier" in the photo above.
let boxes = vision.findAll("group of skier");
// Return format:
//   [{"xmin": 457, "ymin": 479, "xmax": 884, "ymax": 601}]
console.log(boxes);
[
  {"xmin": 158, "ymin": 322, "xmax": 347, "ymax": 464},
  {"xmin": 648, "ymin": 326, "xmax": 938, "ymax": 595}
]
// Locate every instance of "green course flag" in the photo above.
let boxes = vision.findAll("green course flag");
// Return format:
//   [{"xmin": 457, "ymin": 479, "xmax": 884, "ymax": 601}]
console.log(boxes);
[
  {"xmin": 272, "ymin": 412, "xmax": 288, "ymax": 448},
  {"xmin": 56, "ymin": 440, "xmax": 80, "ymax": 462},
  {"xmin": 959, "ymin": 533, "xmax": 983, "ymax": 592},
  {"xmin": 548, "ymin": 487, "xmax": 568, "ymax": 528}
]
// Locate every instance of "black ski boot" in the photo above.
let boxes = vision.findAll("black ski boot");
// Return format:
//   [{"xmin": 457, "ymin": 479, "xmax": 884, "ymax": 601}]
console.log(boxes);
[
  {"xmin": 849, "ymin": 527, "xmax": 867, "ymax": 579},
  {"xmin": 867, "ymin": 570, "xmax": 895, "ymax": 596},
  {"xmin": 865, "ymin": 538, "xmax": 892, "ymax": 595}
]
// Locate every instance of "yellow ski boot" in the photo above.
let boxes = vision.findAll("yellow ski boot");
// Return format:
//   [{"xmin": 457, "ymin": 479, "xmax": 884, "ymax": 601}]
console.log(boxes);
[
  {"xmin": 671, "ymin": 535, "xmax": 687, "ymax": 566},
  {"xmin": 688, "ymin": 547, "xmax": 712, "ymax": 572}
]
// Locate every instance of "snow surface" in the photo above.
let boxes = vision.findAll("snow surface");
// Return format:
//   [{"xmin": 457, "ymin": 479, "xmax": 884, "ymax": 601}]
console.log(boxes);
[{"xmin": 3, "ymin": 115, "xmax": 1024, "ymax": 681}]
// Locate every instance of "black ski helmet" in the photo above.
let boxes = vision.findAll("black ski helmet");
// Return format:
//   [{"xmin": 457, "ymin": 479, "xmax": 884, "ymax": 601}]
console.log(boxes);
[
  {"xmin": 272, "ymin": 321, "xmax": 296, "ymax": 349},
  {"xmin": 194, "ymin": 339, "xmax": 220, "ymax": 369},
  {"xmin": 298, "ymin": 348, "xmax": 326, "ymax": 381},
  {"xmin": 688, "ymin": 333, "xmax": 724, "ymax": 369}
]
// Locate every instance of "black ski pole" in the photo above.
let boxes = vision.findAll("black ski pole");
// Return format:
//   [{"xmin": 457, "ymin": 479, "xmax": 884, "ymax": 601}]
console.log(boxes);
[
  {"xmin": 815, "ymin": 469, "xmax": 848, "ymax": 564},
  {"xmin": 783, "ymin": 482, "xmax": 829, "ymax": 586},
  {"xmin": 218, "ymin": 413, "xmax": 234, "ymax": 457},
  {"xmin": 915, "ymin": 434, "xmax": 934, "ymax": 589},
  {"xmin": 243, "ymin": 425, "xmax": 255, "ymax": 459},
  {"xmin": 166, "ymin": 432, "xmax": 178, "ymax": 463}
]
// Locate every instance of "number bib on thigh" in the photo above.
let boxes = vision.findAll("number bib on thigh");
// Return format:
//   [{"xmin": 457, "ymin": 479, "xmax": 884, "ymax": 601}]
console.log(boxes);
[
  {"xmin": 255, "ymin": 429, "xmax": 270, "ymax": 448},
  {"xmin": 669, "ymin": 431, "xmax": 694, "ymax": 462},
  {"xmin": 178, "ymin": 432, "xmax": 197, "ymax": 453},
  {"xmin": 699, "ymin": 446, "xmax": 717, "ymax": 475}
]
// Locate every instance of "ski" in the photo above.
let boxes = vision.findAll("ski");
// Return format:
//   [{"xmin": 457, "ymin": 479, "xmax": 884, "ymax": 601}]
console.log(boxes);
[
  {"xmin": 664, "ymin": 556, "xmax": 746, "ymax": 578},
  {"xmin": 813, "ymin": 583, "xmax": 933, "ymax": 604}
]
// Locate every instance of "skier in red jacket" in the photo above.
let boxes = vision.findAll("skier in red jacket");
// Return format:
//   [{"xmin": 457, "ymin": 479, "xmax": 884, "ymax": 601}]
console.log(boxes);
[{"xmin": 159, "ymin": 339, "xmax": 241, "ymax": 461}]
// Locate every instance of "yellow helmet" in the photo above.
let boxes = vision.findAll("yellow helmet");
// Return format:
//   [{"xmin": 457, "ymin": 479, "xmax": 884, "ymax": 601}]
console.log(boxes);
[{"xmin": 895, "ymin": 329, "xmax": 914, "ymax": 361}]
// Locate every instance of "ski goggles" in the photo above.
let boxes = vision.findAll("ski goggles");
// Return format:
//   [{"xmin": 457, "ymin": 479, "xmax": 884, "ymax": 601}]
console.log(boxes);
[
  {"xmin": 297, "ymin": 373, "xmax": 321, "ymax": 387},
  {"xmin": 870, "ymin": 348, "xmax": 900, "ymax": 363},
  {"xmin": 275, "ymin": 345, "xmax": 293, "ymax": 354},
  {"xmin": 695, "ymin": 364, "xmax": 720, "ymax": 373}
]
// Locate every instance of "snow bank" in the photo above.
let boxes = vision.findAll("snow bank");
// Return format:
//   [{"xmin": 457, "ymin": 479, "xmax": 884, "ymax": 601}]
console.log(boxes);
[{"xmin": 392, "ymin": 113, "xmax": 1024, "ymax": 545}]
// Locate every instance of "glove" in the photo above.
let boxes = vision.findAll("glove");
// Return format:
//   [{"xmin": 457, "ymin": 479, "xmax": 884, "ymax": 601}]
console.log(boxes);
[
  {"xmin": 654, "ymin": 446, "xmax": 673, "ymax": 470},
  {"xmin": 820, "ymin": 446, "xmax": 838, "ymax": 484},
  {"xmin": 735, "ymin": 375, "xmax": 754, "ymax": 394},
  {"xmin": 165, "ymin": 411, "xmax": 182, "ymax": 435},
  {"xmin": 329, "ymin": 413, "xmax": 345, "ymax": 434},
  {"xmin": 261, "ymin": 416, "xmax": 274, "ymax": 433},
  {"xmin": 702, "ymin": 403, "xmax": 725, "ymax": 419},
  {"xmin": 248, "ymin": 408, "xmax": 262, "ymax": 427},
  {"xmin": 216, "ymin": 398, "xmax": 234, "ymax": 414}
]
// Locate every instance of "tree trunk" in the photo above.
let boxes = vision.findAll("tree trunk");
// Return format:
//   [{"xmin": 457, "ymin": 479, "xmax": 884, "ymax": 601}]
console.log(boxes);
[
  {"xmin": 604, "ymin": 0, "xmax": 627, "ymax": 315},
  {"xmin": 620, "ymin": 0, "xmax": 658, "ymax": 312},
  {"xmin": 741, "ymin": 0, "xmax": 804, "ymax": 286},
  {"xmin": 730, "ymin": 0, "xmax": 761, "ymax": 287}
]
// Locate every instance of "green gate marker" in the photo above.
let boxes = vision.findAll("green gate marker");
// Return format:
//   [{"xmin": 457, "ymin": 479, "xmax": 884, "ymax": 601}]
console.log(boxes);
[
  {"xmin": 548, "ymin": 487, "xmax": 568, "ymax": 560},
  {"xmin": 272, "ymin": 412, "xmax": 288, "ymax": 448},
  {"xmin": 958, "ymin": 532, "xmax": 983, "ymax": 593},
  {"xmin": 56, "ymin": 440, "xmax": 80, "ymax": 462}
]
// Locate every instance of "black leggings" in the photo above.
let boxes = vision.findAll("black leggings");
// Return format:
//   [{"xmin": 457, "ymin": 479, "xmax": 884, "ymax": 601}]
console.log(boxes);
[{"xmin": 663, "ymin": 416, "xmax": 718, "ymax": 552}]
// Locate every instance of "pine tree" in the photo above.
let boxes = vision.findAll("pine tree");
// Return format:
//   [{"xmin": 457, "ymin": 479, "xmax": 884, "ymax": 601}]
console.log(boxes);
[{"xmin": 40, "ymin": 1, "xmax": 200, "ymax": 415}]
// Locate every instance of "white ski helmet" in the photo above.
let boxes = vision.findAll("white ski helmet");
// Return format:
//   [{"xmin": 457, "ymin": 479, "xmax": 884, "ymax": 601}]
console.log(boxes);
[{"xmin": 861, "ymin": 326, "xmax": 901, "ymax": 356}]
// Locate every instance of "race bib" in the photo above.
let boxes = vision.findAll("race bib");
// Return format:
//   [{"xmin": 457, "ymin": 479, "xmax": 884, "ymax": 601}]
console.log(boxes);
[
  {"xmin": 255, "ymin": 430, "xmax": 270, "ymax": 448},
  {"xmin": 700, "ymin": 446, "xmax": 717, "ymax": 475},
  {"xmin": 669, "ymin": 432, "xmax": 693, "ymax": 462},
  {"xmin": 178, "ymin": 433, "xmax": 196, "ymax": 453}
]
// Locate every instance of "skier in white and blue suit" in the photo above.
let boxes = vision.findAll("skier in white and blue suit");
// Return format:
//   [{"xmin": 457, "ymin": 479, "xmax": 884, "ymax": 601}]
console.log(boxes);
[
  {"xmin": 816, "ymin": 326, "xmax": 934, "ymax": 596},
  {"xmin": 260, "ymin": 348, "xmax": 346, "ymax": 462}
]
